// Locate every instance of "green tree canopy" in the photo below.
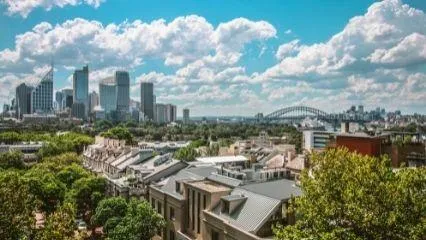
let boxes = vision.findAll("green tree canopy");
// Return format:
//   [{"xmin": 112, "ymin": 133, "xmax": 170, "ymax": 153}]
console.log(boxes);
[
  {"xmin": 0, "ymin": 171, "xmax": 35, "ymax": 239},
  {"xmin": 274, "ymin": 148, "xmax": 426, "ymax": 240},
  {"xmin": 101, "ymin": 126, "xmax": 134, "ymax": 145},
  {"xmin": 91, "ymin": 197, "xmax": 128, "ymax": 233},
  {"xmin": 0, "ymin": 150, "xmax": 24, "ymax": 169},
  {"xmin": 107, "ymin": 199, "xmax": 165, "ymax": 240},
  {"xmin": 174, "ymin": 146, "xmax": 200, "ymax": 162},
  {"xmin": 36, "ymin": 203, "xmax": 76, "ymax": 240}
]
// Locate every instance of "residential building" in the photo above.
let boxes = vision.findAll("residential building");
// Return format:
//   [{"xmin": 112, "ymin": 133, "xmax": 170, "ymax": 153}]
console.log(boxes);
[
  {"xmin": 166, "ymin": 104, "xmax": 177, "ymax": 123},
  {"xmin": 31, "ymin": 67, "xmax": 53, "ymax": 114},
  {"xmin": 141, "ymin": 82, "xmax": 154, "ymax": 121},
  {"xmin": 150, "ymin": 166, "xmax": 301, "ymax": 240},
  {"xmin": 73, "ymin": 65, "xmax": 89, "ymax": 118},
  {"xmin": 15, "ymin": 83, "xmax": 33, "ymax": 119},
  {"xmin": 99, "ymin": 77, "xmax": 117, "ymax": 113},
  {"xmin": 183, "ymin": 108, "xmax": 190, "ymax": 124},
  {"xmin": 302, "ymin": 130, "xmax": 334, "ymax": 152}
]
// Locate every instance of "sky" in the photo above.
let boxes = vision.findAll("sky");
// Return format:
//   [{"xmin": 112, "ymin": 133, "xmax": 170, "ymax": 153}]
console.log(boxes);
[{"xmin": 1, "ymin": 0, "xmax": 426, "ymax": 116}]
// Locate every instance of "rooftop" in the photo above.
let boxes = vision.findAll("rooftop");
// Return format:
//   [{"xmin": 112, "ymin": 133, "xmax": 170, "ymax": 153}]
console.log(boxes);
[
  {"xmin": 240, "ymin": 179, "xmax": 302, "ymax": 200},
  {"xmin": 187, "ymin": 180, "xmax": 231, "ymax": 193},
  {"xmin": 196, "ymin": 155, "xmax": 248, "ymax": 164}
]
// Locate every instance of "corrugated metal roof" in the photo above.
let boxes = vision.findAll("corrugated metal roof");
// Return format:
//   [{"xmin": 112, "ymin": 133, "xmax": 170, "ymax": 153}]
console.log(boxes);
[
  {"xmin": 207, "ymin": 173, "xmax": 242, "ymax": 187},
  {"xmin": 240, "ymin": 179, "xmax": 302, "ymax": 200},
  {"xmin": 210, "ymin": 188, "xmax": 281, "ymax": 233}
]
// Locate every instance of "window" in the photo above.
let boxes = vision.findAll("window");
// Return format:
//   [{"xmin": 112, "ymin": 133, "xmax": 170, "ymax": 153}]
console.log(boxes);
[
  {"xmin": 192, "ymin": 190, "xmax": 195, "ymax": 230},
  {"xmin": 175, "ymin": 182, "xmax": 181, "ymax": 193},
  {"xmin": 151, "ymin": 197, "xmax": 155, "ymax": 209},
  {"xmin": 212, "ymin": 230, "xmax": 219, "ymax": 240},
  {"xmin": 197, "ymin": 192, "xmax": 201, "ymax": 233},
  {"xmin": 157, "ymin": 201, "xmax": 162, "ymax": 215},
  {"xmin": 169, "ymin": 230, "xmax": 175, "ymax": 240},
  {"xmin": 203, "ymin": 194, "xmax": 207, "ymax": 209},
  {"xmin": 221, "ymin": 200, "xmax": 229, "ymax": 214},
  {"xmin": 169, "ymin": 207, "xmax": 175, "ymax": 220}
]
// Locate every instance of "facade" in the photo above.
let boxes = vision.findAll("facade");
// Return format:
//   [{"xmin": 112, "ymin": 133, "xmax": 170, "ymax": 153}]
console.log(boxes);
[
  {"xmin": 166, "ymin": 104, "xmax": 177, "ymax": 123},
  {"xmin": 16, "ymin": 83, "xmax": 33, "ymax": 119},
  {"xmin": 183, "ymin": 108, "xmax": 190, "ymax": 124},
  {"xmin": 115, "ymin": 71, "xmax": 130, "ymax": 112},
  {"xmin": 31, "ymin": 67, "xmax": 53, "ymax": 114},
  {"xmin": 155, "ymin": 103, "xmax": 167, "ymax": 123},
  {"xmin": 89, "ymin": 91, "xmax": 99, "ymax": 113},
  {"xmin": 141, "ymin": 82, "xmax": 154, "ymax": 121},
  {"xmin": 99, "ymin": 77, "xmax": 117, "ymax": 113},
  {"xmin": 71, "ymin": 102, "xmax": 86, "ymax": 119},
  {"xmin": 62, "ymin": 89, "xmax": 73, "ymax": 109},
  {"xmin": 302, "ymin": 130, "xmax": 334, "ymax": 152},
  {"xmin": 73, "ymin": 65, "xmax": 89, "ymax": 117},
  {"xmin": 150, "ymin": 166, "xmax": 301, "ymax": 240}
]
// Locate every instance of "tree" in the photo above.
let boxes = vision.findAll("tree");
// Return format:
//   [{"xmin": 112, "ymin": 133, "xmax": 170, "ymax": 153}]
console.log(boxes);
[
  {"xmin": 24, "ymin": 168, "xmax": 67, "ymax": 214},
  {"xmin": 0, "ymin": 150, "xmax": 24, "ymax": 169},
  {"xmin": 174, "ymin": 146, "xmax": 200, "ymax": 162},
  {"xmin": 0, "ymin": 171, "xmax": 35, "ymax": 239},
  {"xmin": 274, "ymin": 148, "xmax": 426, "ymax": 240},
  {"xmin": 36, "ymin": 203, "xmax": 76, "ymax": 240},
  {"xmin": 56, "ymin": 163, "xmax": 90, "ymax": 187},
  {"xmin": 66, "ymin": 176, "xmax": 106, "ymax": 223},
  {"xmin": 107, "ymin": 199, "xmax": 165, "ymax": 240},
  {"xmin": 101, "ymin": 127, "xmax": 134, "ymax": 145},
  {"xmin": 91, "ymin": 197, "xmax": 128, "ymax": 234}
]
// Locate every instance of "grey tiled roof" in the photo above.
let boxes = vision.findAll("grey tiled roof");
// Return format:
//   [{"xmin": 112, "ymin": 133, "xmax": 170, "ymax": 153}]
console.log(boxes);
[
  {"xmin": 210, "ymin": 188, "xmax": 281, "ymax": 233},
  {"xmin": 240, "ymin": 179, "xmax": 302, "ymax": 200}
]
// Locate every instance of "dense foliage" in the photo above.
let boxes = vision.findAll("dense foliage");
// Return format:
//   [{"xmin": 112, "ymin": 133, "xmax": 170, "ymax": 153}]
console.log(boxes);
[
  {"xmin": 274, "ymin": 148, "xmax": 426, "ymax": 240},
  {"xmin": 100, "ymin": 126, "xmax": 135, "ymax": 145},
  {"xmin": 93, "ymin": 198, "xmax": 165, "ymax": 240}
]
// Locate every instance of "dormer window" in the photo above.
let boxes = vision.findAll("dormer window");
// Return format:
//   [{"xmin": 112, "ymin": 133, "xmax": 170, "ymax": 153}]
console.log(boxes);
[{"xmin": 221, "ymin": 200, "xmax": 229, "ymax": 213}]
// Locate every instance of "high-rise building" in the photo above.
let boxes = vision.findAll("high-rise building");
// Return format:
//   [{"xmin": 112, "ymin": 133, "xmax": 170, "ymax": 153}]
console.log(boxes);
[
  {"xmin": 155, "ymin": 103, "xmax": 167, "ymax": 123},
  {"xmin": 31, "ymin": 67, "xmax": 53, "ymax": 114},
  {"xmin": 115, "ymin": 71, "xmax": 130, "ymax": 112},
  {"xmin": 62, "ymin": 89, "xmax": 73, "ymax": 109},
  {"xmin": 165, "ymin": 104, "xmax": 177, "ymax": 122},
  {"xmin": 358, "ymin": 105, "xmax": 364, "ymax": 114},
  {"xmin": 16, "ymin": 83, "xmax": 33, "ymax": 119},
  {"xmin": 99, "ymin": 77, "xmax": 117, "ymax": 113},
  {"xmin": 140, "ymin": 82, "xmax": 154, "ymax": 121},
  {"xmin": 73, "ymin": 65, "xmax": 89, "ymax": 117},
  {"xmin": 71, "ymin": 102, "xmax": 86, "ymax": 119},
  {"xmin": 183, "ymin": 108, "xmax": 190, "ymax": 124},
  {"xmin": 55, "ymin": 91, "xmax": 63, "ymax": 110},
  {"xmin": 89, "ymin": 91, "xmax": 99, "ymax": 113}
]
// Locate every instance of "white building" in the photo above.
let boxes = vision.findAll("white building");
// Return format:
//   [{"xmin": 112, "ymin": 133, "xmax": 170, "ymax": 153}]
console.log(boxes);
[{"xmin": 302, "ymin": 130, "xmax": 335, "ymax": 152}]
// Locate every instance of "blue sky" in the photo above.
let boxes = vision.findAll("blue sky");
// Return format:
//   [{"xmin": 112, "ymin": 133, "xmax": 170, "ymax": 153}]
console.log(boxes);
[{"xmin": 1, "ymin": 0, "xmax": 426, "ymax": 116}]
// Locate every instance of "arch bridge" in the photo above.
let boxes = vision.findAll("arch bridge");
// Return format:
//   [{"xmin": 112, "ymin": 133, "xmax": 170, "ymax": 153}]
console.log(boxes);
[{"xmin": 260, "ymin": 106, "xmax": 329, "ymax": 121}]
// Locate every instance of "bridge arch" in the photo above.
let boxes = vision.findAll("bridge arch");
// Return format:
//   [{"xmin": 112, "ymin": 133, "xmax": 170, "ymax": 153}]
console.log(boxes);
[{"xmin": 263, "ymin": 106, "xmax": 328, "ymax": 120}]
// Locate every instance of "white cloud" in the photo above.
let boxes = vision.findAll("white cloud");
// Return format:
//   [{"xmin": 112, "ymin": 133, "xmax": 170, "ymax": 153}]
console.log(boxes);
[
  {"xmin": 1, "ymin": 0, "xmax": 104, "ymax": 18},
  {"xmin": 275, "ymin": 39, "xmax": 305, "ymax": 60},
  {"xmin": 285, "ymin": 29, "xmax": 292, "ymax": 34},
  {"xmin": 263, "ymin": 0, "xmax": 426, "ymax": 80}
]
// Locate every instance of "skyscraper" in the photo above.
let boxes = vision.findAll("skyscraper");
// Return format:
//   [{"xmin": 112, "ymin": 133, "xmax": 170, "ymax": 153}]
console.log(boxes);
[
  {"xmin": 73, "ymin": 65, "xmax": 89, "ymax": 117},
  {"xmin": 99, "ymin": 77, "xmax": 117, "ymax": 113},
  {"xmin": 115, "ymin": 71, "xmax": 130, "ymax": 112},
  {"xmin": 140, "ymin": 82, "xmax": 154, "ymax": 121},
  {"xmin": 16, "ymin": 83, "xmax": 33, "ymax": 119},
  {"xmin": 89, "ymin": 91, "xmax": 99, "ymax": 113},
  {"xmin": 31, "ymin": 67, "xmax": 53, "ymax": 114},
  {"xmin": 155, "ymin": 103, "xmax": 167, "ymax": 123},
  {"xmin": 55, "ymin": 91, "xmax": 63, "ymax": 110},
  {"xmin": 183, "ymin": 108, "xmax": 190, "ymax": 124},
  {"xmin": 165, "ymin": 104, "xmax": 177, "ymax": 122},
  {"xmin": 62, "ymin": 89, "xmax": 73, "ymax": 109}
]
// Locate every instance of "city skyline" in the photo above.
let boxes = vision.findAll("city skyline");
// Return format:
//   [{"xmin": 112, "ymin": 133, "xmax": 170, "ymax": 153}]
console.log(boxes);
[{"xmin": 1, "ymin": 0, "xmax": 426, "ymax": 116}]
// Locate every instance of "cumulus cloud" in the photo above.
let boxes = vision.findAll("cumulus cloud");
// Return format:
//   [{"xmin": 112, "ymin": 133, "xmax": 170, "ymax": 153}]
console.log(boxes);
[
  {"xmin": 1, "ymin": 0, "xmax": 104, "ymax": 18},
  {"xmin": 264, "ymin": 0, "xmax": 426, "ymax": 80}
]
